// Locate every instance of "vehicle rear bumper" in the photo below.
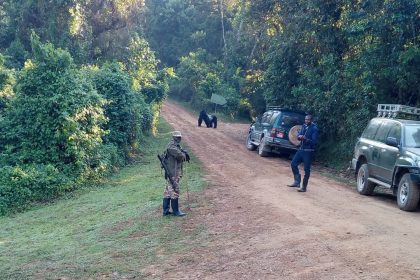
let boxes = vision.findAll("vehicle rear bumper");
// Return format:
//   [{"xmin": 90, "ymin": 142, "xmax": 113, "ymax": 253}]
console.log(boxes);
[{"xmin": 267, "ymin": 137, "xmax": 298, "ymax": 151}]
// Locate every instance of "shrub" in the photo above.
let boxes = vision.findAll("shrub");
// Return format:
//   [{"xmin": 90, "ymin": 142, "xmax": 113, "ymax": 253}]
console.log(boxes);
[
  {"xmin": 0, "ymin": 164, "xmax": 71, "ymax": 215},
  {"xmin": 0, "ymin": 35, "xmax": 108, "ymax": 214},
  {"xmin": 0, "ymin": 54, "xmax": 15, "ymax": 115},
  {"xmin": 91, "ymin": 63, "xmax": 152, "ymax": 162}
]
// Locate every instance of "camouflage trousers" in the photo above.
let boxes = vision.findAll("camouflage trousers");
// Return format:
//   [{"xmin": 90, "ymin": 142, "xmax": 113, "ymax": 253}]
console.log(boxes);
[{"xmin": 163, "ymin": 175, "xmax": 182, "ymax": 199}]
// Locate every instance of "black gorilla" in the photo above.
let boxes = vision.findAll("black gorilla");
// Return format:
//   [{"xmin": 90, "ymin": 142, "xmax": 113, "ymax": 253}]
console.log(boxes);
[{"xmin": 198, "ymin": 110, "xmax": 217, "ymax": 128}]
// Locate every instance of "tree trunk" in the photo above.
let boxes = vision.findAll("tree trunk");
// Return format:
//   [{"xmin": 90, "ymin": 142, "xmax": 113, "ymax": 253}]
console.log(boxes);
[{"xmin": 219, "ymin": 0, "xmax": 227, "ymax": 60}]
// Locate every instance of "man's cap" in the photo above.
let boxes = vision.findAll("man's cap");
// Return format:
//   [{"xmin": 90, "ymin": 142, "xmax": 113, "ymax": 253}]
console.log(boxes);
[{"xmin": 172, "ymin": 131, "xmax": 182, "ymax": 137}]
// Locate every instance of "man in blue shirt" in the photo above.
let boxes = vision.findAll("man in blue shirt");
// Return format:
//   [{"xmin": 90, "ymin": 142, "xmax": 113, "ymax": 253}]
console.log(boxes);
[{"xmin": 287, "ymin": 115, "xmax": 318, "ymax": 192}]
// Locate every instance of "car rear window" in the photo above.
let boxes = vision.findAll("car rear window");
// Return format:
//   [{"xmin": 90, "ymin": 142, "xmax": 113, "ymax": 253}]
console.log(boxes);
[
  {"xmin": 269, "ymin": 112, "xmax": 280, "ymax": 125},
  {"xmin": 277, "ymin": 112, "xmax": 305, "ymax": 127},
  {"xmin": 261, "ymin": 112, "xmax": 273, "ymax": 123}
]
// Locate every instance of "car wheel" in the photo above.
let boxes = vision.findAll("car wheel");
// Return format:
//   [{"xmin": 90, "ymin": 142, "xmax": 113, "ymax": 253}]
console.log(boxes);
[
  {"xmin": 246, "ymin": 134, "xmax": 257, "ymax": 151},
  {"xmin": 397, "ymin": 173, "xmax": 420, "ymax": 211},
  {"xmin": 356, "ymin": 163, "xmax": 375, "ymax": 195},
  {"xmin": 258, "ymin": 137, "xmax": 269, "ymax": 157}
]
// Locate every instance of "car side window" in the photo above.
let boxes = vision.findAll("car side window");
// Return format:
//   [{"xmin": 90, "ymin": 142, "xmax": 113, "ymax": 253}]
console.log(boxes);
[
  {"xmin": 362, "ymin": 119, "xmax": 381, "ymax": 140},
  {"xmin": 374, "ymin": 121, "xmax": 393, "ymax": 143},
  {"xmin": 387, "ymin": 123, "xmax": 401, "ymax": 143},
  {"xmin": 261, "ymin": 112, "xmax": 269, "ymax": 123},
  {"xmin": 270, "ymin": 112, "xmax": 280, "ymax": 125}
]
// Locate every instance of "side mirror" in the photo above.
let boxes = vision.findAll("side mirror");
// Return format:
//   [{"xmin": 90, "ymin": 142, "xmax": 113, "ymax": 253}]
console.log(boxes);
[{"xmin": 386, "ymin": 137, "xmax": 399, "ymax": 147}]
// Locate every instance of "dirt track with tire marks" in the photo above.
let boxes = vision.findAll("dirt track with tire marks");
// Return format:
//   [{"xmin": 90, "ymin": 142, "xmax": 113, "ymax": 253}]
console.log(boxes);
[{"xmin": 142, "ymin": 101, "xmax": 420, "ymax": 279}]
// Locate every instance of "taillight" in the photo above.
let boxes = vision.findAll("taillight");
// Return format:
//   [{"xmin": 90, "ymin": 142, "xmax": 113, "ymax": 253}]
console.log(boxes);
[
  {"xmin": 277, "ymin": 131, "xmax": 285, "ymax": 138},
  {"xmin": 270, "ymin": 128, "xmax": 276, "ymax": 137}
]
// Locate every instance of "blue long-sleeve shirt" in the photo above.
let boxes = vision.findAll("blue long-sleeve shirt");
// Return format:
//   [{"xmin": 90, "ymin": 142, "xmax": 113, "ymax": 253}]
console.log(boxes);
[{"xmin": 298, "ymin": 123, "xmax": 318, "ymax": 151}]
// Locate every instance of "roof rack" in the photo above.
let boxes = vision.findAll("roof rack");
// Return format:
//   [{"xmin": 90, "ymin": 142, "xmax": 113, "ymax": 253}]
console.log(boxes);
[
  {"xmin": 266, "ymin": 106, "xmax": 284, "ymax": 111},
  {"xmin": 377, "ymin": 104, "xmax": 420, "ymax": 119},
  {"xmin": 266, "ymin": 105, "xmax": 308, "ymax": 115}
]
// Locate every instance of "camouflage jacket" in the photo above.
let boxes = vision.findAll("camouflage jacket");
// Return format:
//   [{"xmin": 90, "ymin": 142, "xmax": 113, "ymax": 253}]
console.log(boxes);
[{"xmin": 166, "ymin": 139, "xmax": 186, "ymax": 177}]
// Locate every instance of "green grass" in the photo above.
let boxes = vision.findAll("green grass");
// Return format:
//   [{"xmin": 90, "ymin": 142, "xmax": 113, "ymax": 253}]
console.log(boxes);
[{"xmin": 0, "ymin": 119, "xmax": 207, "ymax": 279}]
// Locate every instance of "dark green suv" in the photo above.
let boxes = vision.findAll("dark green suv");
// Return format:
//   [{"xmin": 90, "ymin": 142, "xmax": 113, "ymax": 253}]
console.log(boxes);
[
  {"xmin": 246, "ymin": 107, "xmax": 306, "ymax": 157},
  {"xmin": 351, "ymin": 111, "xmax": 420, "ymax": 211}
]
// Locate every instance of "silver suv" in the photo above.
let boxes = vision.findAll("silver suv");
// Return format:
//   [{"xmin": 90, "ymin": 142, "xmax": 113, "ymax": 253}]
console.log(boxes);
[{"xmin": 350, "ymin": 104, "xmax": 420, "ymax": 211}]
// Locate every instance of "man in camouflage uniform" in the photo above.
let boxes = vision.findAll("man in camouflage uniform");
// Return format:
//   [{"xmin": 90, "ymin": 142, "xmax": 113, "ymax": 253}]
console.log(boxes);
[{"xmin": 162, "ymin": 131, "xmax": 188, "ymax": 217}]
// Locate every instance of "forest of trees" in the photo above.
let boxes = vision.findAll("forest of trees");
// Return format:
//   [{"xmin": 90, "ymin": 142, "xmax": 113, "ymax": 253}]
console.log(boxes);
[{"xmin": 0, "ymin": 0, "xmax": 419, "ymax": 214}]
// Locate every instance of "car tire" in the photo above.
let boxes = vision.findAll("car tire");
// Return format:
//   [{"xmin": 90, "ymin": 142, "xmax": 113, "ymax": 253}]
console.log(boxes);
[
  {"xmin": 258, "ymin": 137, "xmax": 269, "ymax": 157},
  {"xmin": 397, "ymin": 173, "xmax": 420, "ymax": 211},
  {"xmin": 356, "ymin": 163, "xmax": 375, "ymax": 195},
  {"xmin": 246, "ymin": 134, "xmax": 257, "ymax": 151}
]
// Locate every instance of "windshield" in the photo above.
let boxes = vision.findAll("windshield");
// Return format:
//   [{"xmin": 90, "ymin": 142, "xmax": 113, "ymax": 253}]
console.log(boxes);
[{"xmin": 404, "ymin": 125, "xmax": 420, "ymax": 148}]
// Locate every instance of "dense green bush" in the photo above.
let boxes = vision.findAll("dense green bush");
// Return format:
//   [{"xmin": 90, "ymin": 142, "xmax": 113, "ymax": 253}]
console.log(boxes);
[
  {"xmin": 170, "ymin": 49, "xmax": 241, "ymax": 116},
  {"xmin": 123, "ymin": 34, "xmax": 169, "ymax": 136},
  {"xmin": 0, "ymin": 54, "xmax": 15, "ymax": 115},
  {"xmin": 0, "ymin": 36, "xmax": 107, "ymax": 170},
  {"xmin": 0, "ymin": 33, "xmax": 168, "ymax": 214},
  {"xmin": 0, "ymin": 164, "xmax": 71, "ymax": 215},
  {"xmin": 0, "ymin": 35, "xmax": 109, "ymax": 214},
  {"xmin": 4, "ymin": 39, "xmax": 28, "ymax": 69},
  {"xmin": 170, "ymin": 49, "xmax": 212, "ymax": 102},
  {"xmin": 90, "ymin": 63, "xmax": 144, "ymax": 162},
  {"xmin": 142, "ymin": 84, "xmax": 167, "ymax": 104}
]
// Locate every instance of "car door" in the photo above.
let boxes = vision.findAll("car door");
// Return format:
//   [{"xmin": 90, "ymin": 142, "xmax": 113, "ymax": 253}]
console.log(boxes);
[
  {"xmin": 371, "ymin": 120, "xmax": 393, "ymax": 181},
  {"xmin": 250, "ymin": 116, "xmax": 261, "ymax": 141},
  {"xmin": 259, "ymin": 111, "xmax": 273, "ymax": 141},
  {"xmin": 254, "ymin": 112, "xmax": 268, "ymax": 142},
  {"xmin": 380, "ymin": 122, "xmax": 401, "ymax": 183},
  {"xmin": 360, "ymin": 118, "xmax": 382, "ymax": 177}
]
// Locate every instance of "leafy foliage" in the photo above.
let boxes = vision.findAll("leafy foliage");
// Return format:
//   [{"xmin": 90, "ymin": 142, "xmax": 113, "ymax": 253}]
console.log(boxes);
[
  {"xmin": 90, "ymin": 62, "xmax": 151, "ymax": 162},
  {"xmin": 241, "ymin": 0, "xmax": 420, "ymax": 162},
  {"xmin": 0, "ymin": 36, "xmax": 108, "ymax": 213},
  {"xmin": 169, "ymin": 48, "xmax": 241, "ymax": 115},
  {"xmin": 0, "ymin": 0, "xmax": 147, "ymax": 65},
  {"xmin": 0, "ymin": 54, "xmax": 15, "ymax": 115},
  {"xmin": 0, "ymin": 164, "xmax": 71, "ymax": 215},
  {"xmin": 0, "ymin": 2, "xmax": 170, "ymax": 214},
  {"xmin": 144, "ymin": 0, "xmax": 225, "ymax": 66},
  {"xmin": 2, "ymin": 35, "xmax": 107, "ymax": 169}
]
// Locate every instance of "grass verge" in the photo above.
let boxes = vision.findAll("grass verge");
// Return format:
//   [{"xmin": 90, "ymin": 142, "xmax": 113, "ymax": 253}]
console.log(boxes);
[{"xmin": 0, "ymin": 119, "xmax": 207, "ymax": 279}]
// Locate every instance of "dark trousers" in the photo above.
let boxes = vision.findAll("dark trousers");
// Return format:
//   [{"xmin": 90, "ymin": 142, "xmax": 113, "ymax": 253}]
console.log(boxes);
[{"xmin": 291, "ymin": 150, "xmax": 313, "ymax": 185}]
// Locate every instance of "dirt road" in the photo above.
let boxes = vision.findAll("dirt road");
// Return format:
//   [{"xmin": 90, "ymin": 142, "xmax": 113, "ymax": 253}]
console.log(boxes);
[{"xmin": 149, "ymin": 101, "xmax": 420, "ymax": 279}]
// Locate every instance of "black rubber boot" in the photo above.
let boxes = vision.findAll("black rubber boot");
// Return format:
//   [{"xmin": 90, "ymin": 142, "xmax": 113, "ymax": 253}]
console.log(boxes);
[
  {"xmin": 297, "ymin": 177, "xmax": 308, "ymax": 192},
  {"xmin": 287, "ymin": 174, "xmax": 301, "ymax": 187},
  {"xmin": 162, "ymin": 198, "xmax": 172, "ymax": 216},
  {"xmin": 171, "ymin": 198, "xmax": 186, "ymax": 217}
]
